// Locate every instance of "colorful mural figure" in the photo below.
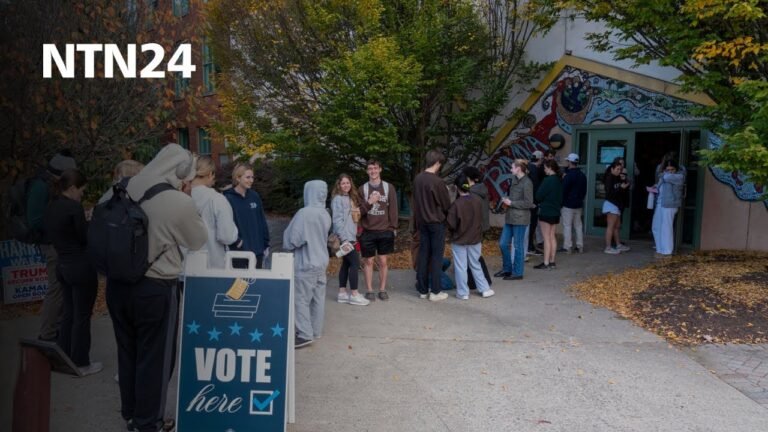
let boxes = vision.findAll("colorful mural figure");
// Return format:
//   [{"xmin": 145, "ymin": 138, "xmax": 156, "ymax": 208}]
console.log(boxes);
[
  {"xmin": 480, "ymin": 66, "xmax": 766, "ymax": 209},
  {"xmin": 707, "ymin": 133, "xmax": 766, "ymax": 207}
]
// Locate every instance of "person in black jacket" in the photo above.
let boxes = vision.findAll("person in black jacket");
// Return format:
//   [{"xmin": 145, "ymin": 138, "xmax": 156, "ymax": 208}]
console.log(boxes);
[
  {"xmin": 44, "ymin": 169, "xmax": 102, "ymax": 376},
  {"xmin": 560, "ymin": 153, "xmax": 587, "ymax": 253},
  {"xmin": 602, "ymin": 161, "xmax": 630, "ymax": 254}
]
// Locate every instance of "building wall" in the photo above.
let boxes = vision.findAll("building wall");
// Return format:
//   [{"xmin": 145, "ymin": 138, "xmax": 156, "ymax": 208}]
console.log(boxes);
[{"xmin": 700, "ymin": 171, "xmax": 768, "ymax": 251}]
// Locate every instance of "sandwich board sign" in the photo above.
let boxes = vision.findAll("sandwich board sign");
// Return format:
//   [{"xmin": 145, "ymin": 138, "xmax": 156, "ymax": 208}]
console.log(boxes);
[{"xmin": 176, "ymin": 251, "xmax": 295, "ymax": 432}]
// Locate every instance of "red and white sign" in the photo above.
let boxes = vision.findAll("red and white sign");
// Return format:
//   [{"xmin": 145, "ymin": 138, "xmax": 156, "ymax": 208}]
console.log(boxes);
[{"xmin": 2, "ymin": 264, "xmax": 48, "ymax": 304}]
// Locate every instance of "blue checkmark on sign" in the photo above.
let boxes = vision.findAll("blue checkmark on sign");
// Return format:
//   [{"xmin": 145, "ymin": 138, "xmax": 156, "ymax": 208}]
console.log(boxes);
[{"xmin": 252, "ymin": 390, "xmax": 280, "ymax": 411}]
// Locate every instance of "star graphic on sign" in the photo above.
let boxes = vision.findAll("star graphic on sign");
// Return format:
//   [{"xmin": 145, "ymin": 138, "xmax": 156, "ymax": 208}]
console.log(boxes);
[
  {"xmin": 186, "ymin": 321, "xmax": 200, "ymax": 335},
  {"xmin": 271, "ymin": 323, "xmax": 285, "ymax": 338},
  {"xmin": 249, "ymin": 328, "xmax": 263, "ymax": 343},
  {"xmin": 208, "ymin": 327, "xmax": 222, "ymax": 341},
  {"xmin": 229, "ymin": 322, "xmax": 243, "ymax": 336}
]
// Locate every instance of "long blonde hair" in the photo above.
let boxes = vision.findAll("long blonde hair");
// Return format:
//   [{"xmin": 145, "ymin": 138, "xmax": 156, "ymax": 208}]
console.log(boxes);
[{"xmin": 331, "ymin": 173, "xmax": 361, "ymax": 207}]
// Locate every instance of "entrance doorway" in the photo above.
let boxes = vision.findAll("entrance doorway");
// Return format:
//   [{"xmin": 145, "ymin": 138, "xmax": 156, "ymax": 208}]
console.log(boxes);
[
  {"xmin": 630, "ymin": 131, "xmax": 681, "ymax": 240},
  {"xmin": 577, "ymin": 125, "xmax": 704, "ymax": 249}
]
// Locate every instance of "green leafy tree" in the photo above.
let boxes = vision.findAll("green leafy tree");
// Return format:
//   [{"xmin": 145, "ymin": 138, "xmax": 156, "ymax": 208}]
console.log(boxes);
[
  {"xmin": 207, "ymin": 0, "xmax": 557, "ymax": 196},
  {"xmin": 559, "ymin": 0, "xmax": 768, "ymax": 194}
]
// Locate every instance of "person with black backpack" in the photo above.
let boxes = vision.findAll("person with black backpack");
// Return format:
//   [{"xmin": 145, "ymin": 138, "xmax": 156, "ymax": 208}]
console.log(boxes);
[
  {"xmin": 43, "ymin": 169, "xmax": 101, "ymax": 376},
  {"xmin": 5, "ymin": 150, "xmax": 77, "ymax": 342},
  {"xmin": 100, "ymin": 144, "xmax": 206, "ymax": 432}
]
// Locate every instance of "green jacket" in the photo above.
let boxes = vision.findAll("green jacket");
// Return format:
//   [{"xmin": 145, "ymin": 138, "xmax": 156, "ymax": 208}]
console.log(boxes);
[{"xmin": 535, "ymin": 175, "xmax": 562, "ymax": 219}]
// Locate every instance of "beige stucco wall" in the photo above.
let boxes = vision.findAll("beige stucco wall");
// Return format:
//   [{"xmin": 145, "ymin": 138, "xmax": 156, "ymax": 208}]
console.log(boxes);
[{"xmin": 700, "ymin": 171, "xmax": 768, "ymax": 251}]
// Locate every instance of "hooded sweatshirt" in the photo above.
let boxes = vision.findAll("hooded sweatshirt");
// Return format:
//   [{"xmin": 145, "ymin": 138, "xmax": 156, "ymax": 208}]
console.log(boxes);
[
  {"xmin": 283, "ymin": 180, "xmax": 332, "ymax": 274},
  {"xmin": 192, "ymin": 185, "xmax": 239, "ymax": 269},
  {"xmin": 223, "ymin": 187, "xmax": 270, "ymax": 256},
  {"xmin": 126, "ymin": 144, "xmax": 207, "ymax": 280},
  {"xmin": 331, "ymin": 194, "xmax": 357, "ymax": 243}
]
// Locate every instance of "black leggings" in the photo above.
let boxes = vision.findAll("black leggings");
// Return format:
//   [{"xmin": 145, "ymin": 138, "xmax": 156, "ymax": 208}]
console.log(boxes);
[
  {"xmin": 338, "ymin": 249, "xmax": 360, "ymax": 291},
  {"xmin": 57, "ymin": 259, "xmax": 98, "ymax": 367}
]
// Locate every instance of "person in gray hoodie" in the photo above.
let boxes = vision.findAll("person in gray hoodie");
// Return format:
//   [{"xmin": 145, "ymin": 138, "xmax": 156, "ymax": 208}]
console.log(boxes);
[
  {"xmin": 331, "ymin": 173, "xmax": 370, "ymax": 306},
  {"xmin": 107, "ymin": 144, "xmax": 207, "ymax": 432},
  {"xmin": 189, "ymin": 156, "xmax": 239, "ymax": 269},
  {"xmin": 283, "ymin": 180, "xmax": 332, "ymax": 349},
  {"xmin": 651, "ymin": 159, "xmax": 686, "ymax": 256}
]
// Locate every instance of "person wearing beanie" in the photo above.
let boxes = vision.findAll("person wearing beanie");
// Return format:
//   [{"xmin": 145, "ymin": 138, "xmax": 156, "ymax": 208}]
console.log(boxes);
[{"xmin": 33, "ymin": 150, "xmax": 78, "ymax": 342}]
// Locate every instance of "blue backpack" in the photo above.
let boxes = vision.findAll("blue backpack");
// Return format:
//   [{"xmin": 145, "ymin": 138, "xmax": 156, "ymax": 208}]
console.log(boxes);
[{"xmin": 87, "ymin": 179, "xmax": 174, "ymax": 283}]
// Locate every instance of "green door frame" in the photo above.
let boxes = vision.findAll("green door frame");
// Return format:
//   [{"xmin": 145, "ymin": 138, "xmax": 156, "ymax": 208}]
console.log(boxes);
[{"xmin": 573, "ymin": 122, "xmax": 706, "ymax": 248}]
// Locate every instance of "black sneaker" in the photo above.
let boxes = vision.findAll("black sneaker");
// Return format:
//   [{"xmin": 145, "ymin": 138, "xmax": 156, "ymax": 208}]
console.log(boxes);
[
  {"xmin": 533, "ymin": 263, "xmax": 548, "ymax": 269},
  {"xmin": 127, "ymin": 419, "xmax": 175, "ymax": 432},
  {"xmin": 548, "ymin": 262, "xmax": 556, "ymax": 269},
  {"xmin": 528, "ymin": 249, "xmax": 543, "ymax": 256},
  {"xmin": 493, "ymin": 271, "xmax": 511, "ymax": 278},
  {"xmin": 503, "ymin": 275, "xmax": 523, "ymax": 281},
  {"xmin": 295, "ymin": 336, "xmax": 313, "ymax": 349},
  {"xmin": 364, "ymin": 292, "xmax": 377, "ymax": 302}
]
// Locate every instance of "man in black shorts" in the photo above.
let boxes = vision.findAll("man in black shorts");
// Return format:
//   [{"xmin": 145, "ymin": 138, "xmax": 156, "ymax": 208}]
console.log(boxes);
[{"xmin": 359, "ymin": 160, "xmax": 398, "ymax": 301}]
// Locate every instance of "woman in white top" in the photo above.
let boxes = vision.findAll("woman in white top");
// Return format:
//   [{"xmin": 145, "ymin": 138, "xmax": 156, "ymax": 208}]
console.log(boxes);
[{"xmin": 190, "ymin": 156, "xmax": 240, "ymax": 269}]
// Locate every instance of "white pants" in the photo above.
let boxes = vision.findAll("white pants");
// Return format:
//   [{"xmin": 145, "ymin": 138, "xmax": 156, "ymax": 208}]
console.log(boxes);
[
  {"xmin": 560, "ymin": 207, "xmax": 583, "ymax": 250},
  {"xmin": 652, "ymin": 207, "xmax": 678, "ymax": 255}
]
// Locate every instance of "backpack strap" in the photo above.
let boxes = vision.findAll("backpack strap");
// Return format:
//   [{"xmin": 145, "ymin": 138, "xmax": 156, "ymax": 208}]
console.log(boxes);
[{"xmin": 139, "ymin": 183, "xmax": 176, "ymax": 204}]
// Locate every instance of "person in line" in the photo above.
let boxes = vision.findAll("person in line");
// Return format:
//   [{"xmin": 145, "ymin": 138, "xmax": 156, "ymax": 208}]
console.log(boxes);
[
  {"xmin": 98, "ymin": 160, "xmax": 144, "ymax": 204},
  {"xmin": 331, "ymin": 173, "xmax": 369, "ymax": 306},
  {"xmin": 358, "ymin": 160, "xmax": 398, "ymax": 301},
  {"xmin": 189, "ymin": 156, "xmax": 240, "ymax": 269},
  {"xmin": 463, "ymin": 166, "xmax": 492, "ymax": 290},
  {"xmin": 29, "ymin": 151, "xmax": 78, "ymax": 342},
  {"xmin": 107, "ymin": 144, "xmax": 207, "ymax": 432},
  {"xmin": 651, "ymin": 160, "xmax": 686, "ymax": 257},
  {"xmin": 283, "ymin": 180, "xmax": 332, "ymax": 348},
  {"xmin": 413, "ymin": 149, "xmax": 452, "ymax": 302},
  {"xmin": 560, "ymin": 153, "xmax": 587, "ymax": 254},
  {"xmin": 496, "ymin": 159, "xmax": 534, "ymax": 280},
  {"xmin": 44, "ymin": 169, "xmax": 101, "ymax": 376},
  {"xmin": 527, "ymin": 150, "xmax": 544, "ymax": 256},
  {"xmin": 224, "ymin": 163, "xmax": 270, "ymax": 269},
  {"xmin": 603, "ymin": 161, "xmax": 630, "ymax": 254},
  {"xmin": 447, "ymin": 174, "xmax": 494, "ymax": 300},
  {"xmin": 534, "ymin": 160, "xmax": 563, "ymax": 269}
]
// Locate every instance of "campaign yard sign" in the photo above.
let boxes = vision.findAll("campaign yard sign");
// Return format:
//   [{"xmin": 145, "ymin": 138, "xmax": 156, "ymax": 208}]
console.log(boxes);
[
  {"xmin": 177, "ymin": 252, "xmax": 294, "ymax": 432},
  {"xmin": 0, "ymin": 240, "xmax": 47, "ymax": 304}
]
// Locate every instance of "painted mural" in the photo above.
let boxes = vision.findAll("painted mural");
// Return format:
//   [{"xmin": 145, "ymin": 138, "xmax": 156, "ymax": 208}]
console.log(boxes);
[
  {"xmin": 479, "ymin": 65, "xmax": 766, "ymax": 209},
  {"xmin": 707, "ymin": 133, "xmax": 766, "ymax": 206}
]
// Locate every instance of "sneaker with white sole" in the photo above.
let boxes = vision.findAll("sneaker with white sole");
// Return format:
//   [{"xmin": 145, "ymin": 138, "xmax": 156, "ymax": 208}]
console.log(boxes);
[
  {"xmin": 481, "ymin": 289, "xmax": 495, "ymax": 298},
  {"xmin": 456, "ymin": 294, "xmax": 469, "ymax": 300},
  {"xmin": 77, "ymin": 361, "xmax": 103, "ymax": 377},
  {"xmin": 429, "ymin": 292, "xmax": 448, "ymax": 302},
  {"xmin": 604, "ymin": 247, "xmax": 620, "ymax": 255},
  {"xmin": 616, "ymin": 243, "xmax": 631, "ymax": 252},
  {"xmin": 337, "ymin": 292, "xmax": 350, "ymax": 304},
  {"xmin": 348, "ymin": 293, "xmax": 370, "ymax": 306},
  {"xmin": 419, "ymin": 293, "xmax": 429, "ymax": 299}
]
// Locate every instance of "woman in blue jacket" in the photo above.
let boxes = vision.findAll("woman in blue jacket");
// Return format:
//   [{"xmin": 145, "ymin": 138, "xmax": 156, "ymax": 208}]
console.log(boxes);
[{"xmin": 224, "ymin": 163, "xmax": 270, "ymax": 268}]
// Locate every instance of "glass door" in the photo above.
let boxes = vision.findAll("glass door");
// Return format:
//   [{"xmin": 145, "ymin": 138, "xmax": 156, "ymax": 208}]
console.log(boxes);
[{"xmin": 584, "ymin": 130, "xmax": 635, "ymax": 238}]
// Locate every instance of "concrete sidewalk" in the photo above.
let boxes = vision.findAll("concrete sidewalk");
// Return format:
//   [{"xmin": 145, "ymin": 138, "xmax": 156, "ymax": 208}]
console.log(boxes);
[{"xmin": 2, "ymin": 239, "xmax": 768, "ymax": 431}]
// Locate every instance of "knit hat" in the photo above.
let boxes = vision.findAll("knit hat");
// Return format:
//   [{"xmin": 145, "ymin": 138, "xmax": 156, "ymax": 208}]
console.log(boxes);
[{"xmin": 47, "ymin": 151, "xmax": 77, "ymax": 176}]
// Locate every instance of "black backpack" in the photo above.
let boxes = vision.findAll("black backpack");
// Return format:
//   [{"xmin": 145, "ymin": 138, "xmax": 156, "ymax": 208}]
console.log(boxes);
[
  {"xmin": 87, "ymin": 179, "xmax": 174, "ymax": 283},
  {"xmin": 3, "ymin": 174, "xmax": 45, "ymax": 243}
]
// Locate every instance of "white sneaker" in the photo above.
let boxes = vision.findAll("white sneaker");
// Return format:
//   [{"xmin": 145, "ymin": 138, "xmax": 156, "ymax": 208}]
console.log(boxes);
[
  {"xmin": 604, "ymin": 247, "xmax": 620, "ymax": 255},
  {"xmin": 348, "ymin": 293, "xmax": 370, "ymax": 306},
  {"xmin": 337, "ymin": 292, "xmax": 350, "ymax": 304},
  {"xmin": 429, "ymin": 292, "xmax": 448, "ymax": 302},
  {"xmin": 419, "ymin": 293, "xmax": 429, "ymax": 299},
  {"xmin": 481, "ymin": 289, "xmax": 495, "ymax": 298},
  {"xmin": 456, "ymin": 294, "xmax": 469, "ymax": 300},
  {"xmin": 616, "ymin": 243, "xmax": 631, "ymax": 252},
  {"xmin": 77, "ymin": 362, "xmax": 103, "ymax": 377}
]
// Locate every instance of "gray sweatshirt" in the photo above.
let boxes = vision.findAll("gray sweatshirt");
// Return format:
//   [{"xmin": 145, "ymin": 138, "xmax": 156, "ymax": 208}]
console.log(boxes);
[
  {"xmin": 331, "ymin": 194, "xmax": 357, "ymax": 243},
  {"xmin": 191, "ymin": 185, "xmax": 239, "ymax": 269},
  {"xmin": 126, "ymin": 144, "xmax": 207, "ymax": 279},
  {"xmin": 283, "ymin": 180, "xmax": 332, "ymax": 274}
]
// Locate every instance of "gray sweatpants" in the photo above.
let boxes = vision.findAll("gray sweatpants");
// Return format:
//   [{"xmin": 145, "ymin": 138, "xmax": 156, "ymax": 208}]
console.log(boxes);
[
  {"xmin": 294, "ymin": 271, "xmax": 326, "ymax": 340},
  {"xmin": 38, "ymin": 244, "xmax": 63, "ymax": 340}
]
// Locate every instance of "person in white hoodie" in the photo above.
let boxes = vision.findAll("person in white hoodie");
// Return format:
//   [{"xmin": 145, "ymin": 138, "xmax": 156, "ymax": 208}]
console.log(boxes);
[
  {"xmin": 107, "ymin": 144, "xmax": 207, "ymax": 432},
  {"xmin": 283, "ymin": 180, "xmax": 332, "ymax": 349},
  {"xmin": 189, "ymin": 156, "xmax": 240, "ymax": 269}
]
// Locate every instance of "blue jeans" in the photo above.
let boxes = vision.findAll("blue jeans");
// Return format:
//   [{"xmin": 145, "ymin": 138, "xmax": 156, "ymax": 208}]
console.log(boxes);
[
  {"xmin": 452, "ymin": 243, "xmax": 490, "ymax": 298},
  {"xmin": 499, "ymin": 224, "xmax": 527, "ymax": 276},
  {"xmin": 417, "ymin": 223, "xmax": 446, "ymax": 294}
]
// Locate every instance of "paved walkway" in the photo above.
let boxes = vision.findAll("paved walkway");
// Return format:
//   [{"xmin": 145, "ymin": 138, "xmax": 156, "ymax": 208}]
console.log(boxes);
[
  {"xmin": 688, "ymin": 344, "xmax": 768, "ymax": 408},
  {"xmin": 2, "ymin": 236, "xmax": 767, "ymax": 431}
]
